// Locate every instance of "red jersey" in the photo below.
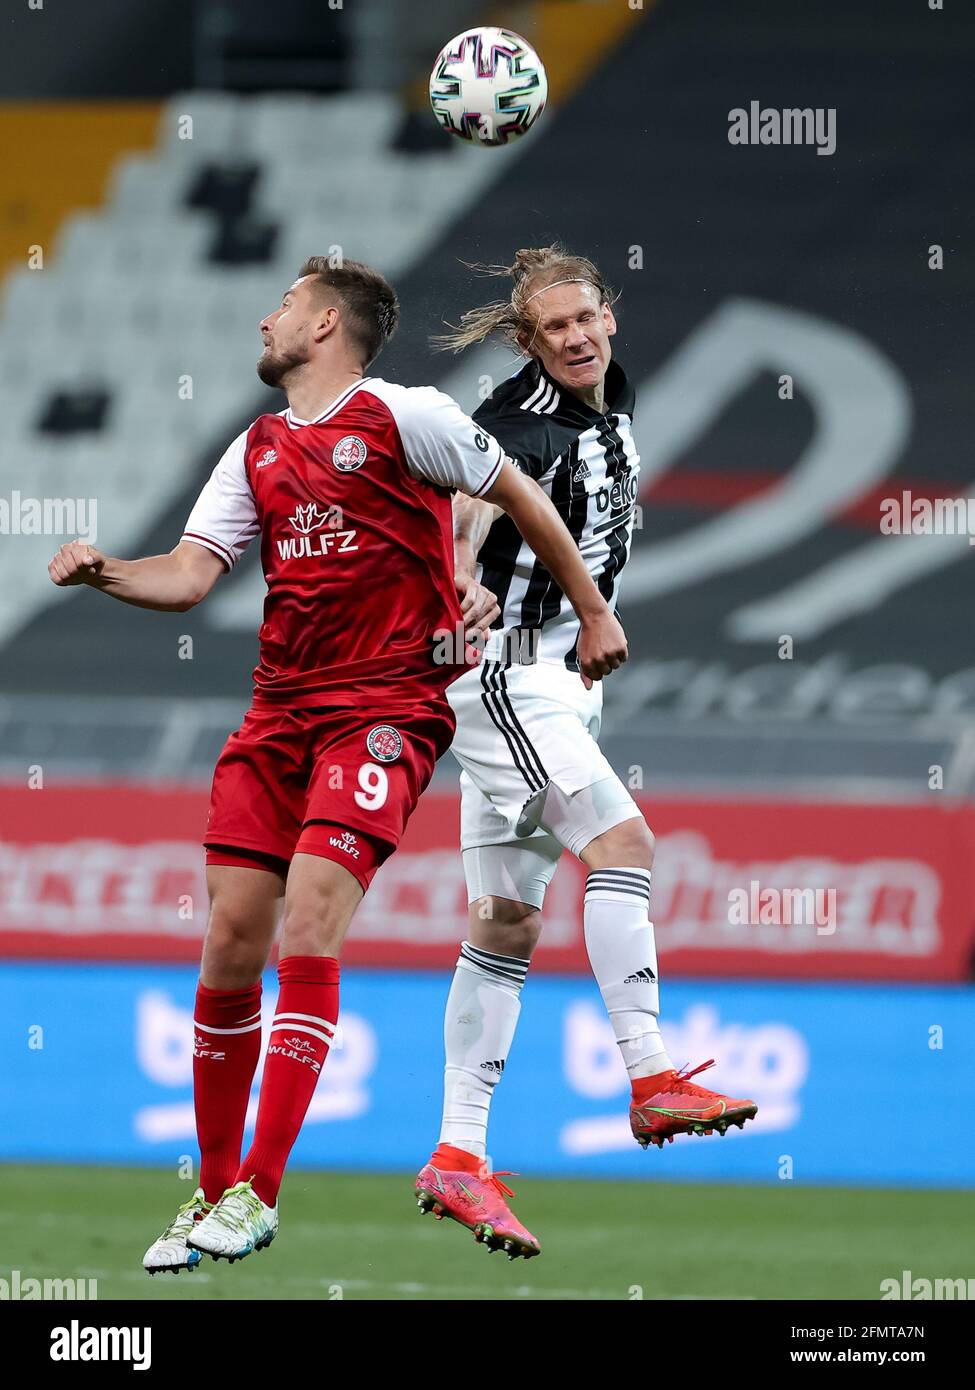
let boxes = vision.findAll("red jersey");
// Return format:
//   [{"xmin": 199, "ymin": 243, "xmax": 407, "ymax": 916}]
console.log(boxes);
[{"xmin": 182, "ymin": 376, "xmax": 505, "ymax": 707}]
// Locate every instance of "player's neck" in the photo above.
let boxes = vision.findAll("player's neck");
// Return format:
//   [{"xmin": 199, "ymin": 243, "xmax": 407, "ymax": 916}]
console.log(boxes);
[
  {"xmin": 286, "ymin": 363, "xmax": 364, "ymax": 423},
  {"xmin": 543, "ymin": 362, "xmax": 606, "ymax": 415},
  {"xmin": 571, "ymin": 380, "xmax": 605, "ymax": 414}
]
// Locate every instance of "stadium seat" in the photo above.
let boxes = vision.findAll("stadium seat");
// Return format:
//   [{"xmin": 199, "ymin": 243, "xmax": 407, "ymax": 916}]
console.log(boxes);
[
  {"xmin": 158, "ymin": 92, "xmax": 248, "ymax": 158},
  {"xmin": 107, "ymin": 154, "xmax": 195, "ymax": 219}
]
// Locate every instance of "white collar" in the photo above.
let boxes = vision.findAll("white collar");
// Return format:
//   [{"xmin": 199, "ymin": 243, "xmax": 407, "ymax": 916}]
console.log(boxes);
[{"xmin": 283, "ymin": 376, "xmax": 372, "ymax": 428}]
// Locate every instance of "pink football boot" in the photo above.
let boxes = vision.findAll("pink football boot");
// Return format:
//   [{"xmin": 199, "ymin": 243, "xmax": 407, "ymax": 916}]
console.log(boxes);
[{"xmin": 415, "ymin": 1145, "xmax": 541, "ymax": 1260}]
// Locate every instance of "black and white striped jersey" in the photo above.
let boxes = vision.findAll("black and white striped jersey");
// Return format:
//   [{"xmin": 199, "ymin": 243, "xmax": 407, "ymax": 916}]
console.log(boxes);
[{"xmin": 472, "ymin": 357, "xmax": 639, "ymax": 670}]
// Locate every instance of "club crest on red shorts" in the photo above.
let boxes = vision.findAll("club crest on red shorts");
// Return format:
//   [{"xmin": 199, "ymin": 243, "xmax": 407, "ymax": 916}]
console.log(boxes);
[
  {"xmin": 366, "ymin": 725, "xmax": 403, "ymax": 762},
  {"xmin": 332, "ymin": 435, "xmax": 368, "ymax": 472}
]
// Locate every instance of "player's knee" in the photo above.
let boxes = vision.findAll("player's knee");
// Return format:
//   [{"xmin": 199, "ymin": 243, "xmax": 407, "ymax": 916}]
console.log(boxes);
[
  {"xmin": 202, "ymin": 905, "xmax": 269, "ymax": 982},
  {"xmin": 582, "ymin": 816, "xmax": 655, "ymax": 871},
  {"xmin": 469, "ymin": 897, "xmax": 543, "ymax": 959}
]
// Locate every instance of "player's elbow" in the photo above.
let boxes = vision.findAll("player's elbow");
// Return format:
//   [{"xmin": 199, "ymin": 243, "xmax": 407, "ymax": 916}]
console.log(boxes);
[
  {"xmin": 163, "ymin": 576, "xmax": 212, "ymax": 612},
  {"xmin": 171, "ymin": 546, "xmax": 224, "ymax": 609},
  {"xmin": 179, "ymin": 573, "xmax": 220, "ymax": 610}
]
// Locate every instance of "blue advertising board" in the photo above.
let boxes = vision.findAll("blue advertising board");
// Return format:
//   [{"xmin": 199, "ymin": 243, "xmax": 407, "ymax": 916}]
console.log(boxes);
[{"xmin": 0, "ymin": 964, "xmax": 971, "ymax": 1187}]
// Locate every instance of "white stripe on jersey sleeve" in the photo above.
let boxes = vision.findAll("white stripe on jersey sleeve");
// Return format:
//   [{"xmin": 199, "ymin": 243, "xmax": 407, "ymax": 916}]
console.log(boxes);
[
  {"xmin": 181, "ymin": 428, "xmax": 260, "ymax": 569},
  {"xmin": 366, "ymin": 380, "xmax": 504, "ymax": 496},
  {"xmin": 520, "ymin": 379, "xmax": 548, "ymax": 412}
]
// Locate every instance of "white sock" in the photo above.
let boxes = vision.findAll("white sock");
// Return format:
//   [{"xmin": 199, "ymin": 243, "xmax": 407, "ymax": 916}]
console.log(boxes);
[
  {"xmin": 583, "ymin": 868, "xmax": 672, "ymax": 1081},
  {"xmin": 439, "ymin": 941, "xmax": 529, "ymax": 1158}
]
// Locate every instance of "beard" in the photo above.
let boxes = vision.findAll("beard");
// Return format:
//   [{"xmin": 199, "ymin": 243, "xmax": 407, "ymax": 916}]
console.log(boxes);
[{"xmin": 257, "ymin": 344, "xmax": 305, "ymax": 389}]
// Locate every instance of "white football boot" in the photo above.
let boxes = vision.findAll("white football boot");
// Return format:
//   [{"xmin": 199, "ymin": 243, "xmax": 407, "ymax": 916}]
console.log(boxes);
[
  {"xmin": 187, "ymin": 1178, "xmax": 278, "ymax": 1263},
  {"xmin": 142, "ymin": 1189, "xmax": 212, "ymax": 1274}
]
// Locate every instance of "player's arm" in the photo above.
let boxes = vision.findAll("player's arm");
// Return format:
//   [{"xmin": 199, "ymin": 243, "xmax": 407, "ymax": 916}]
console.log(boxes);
[
  {"xmin": 452, "ymin": 492, "xmax": 502, "ymax": 641},
  {"xmin": 396, "ymin": 385, "xmax": 625, "ymax": 682},
  {"xmin": 47, "ymin": 428, "xmax": 258, "ymax": 613},
  {"xmin": 482, "ymin": 459, "xmax": 627, "ymax": 685},
  {"xmin": 453, "ymin": 491, "xmax": 501, "ymax": 577},
  {"xmin": 47, "ymin": 539, "xmax": 225, "ymax": 612}
]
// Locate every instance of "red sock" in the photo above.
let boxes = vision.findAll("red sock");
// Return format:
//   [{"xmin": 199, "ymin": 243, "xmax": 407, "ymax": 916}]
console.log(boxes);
[
  {"xmin": 431, "ymin": 1143, "xmax": 483, "ymax": 1174},
  {"xmin": 237, "ymin": 956, "xmax": 339, "ymax": 1206},
  {"xmin": 193, "ymin": 980, "xmax": 263, "ymax": 1204}
]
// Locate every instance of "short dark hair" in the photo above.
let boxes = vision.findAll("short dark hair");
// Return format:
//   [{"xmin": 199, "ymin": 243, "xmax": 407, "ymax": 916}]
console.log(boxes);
[{"xmin": 299, "ymin": 257, "xmax": 400, "ymax": 367}]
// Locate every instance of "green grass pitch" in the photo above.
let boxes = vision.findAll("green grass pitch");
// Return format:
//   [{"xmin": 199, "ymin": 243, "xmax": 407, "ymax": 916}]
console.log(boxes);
[{"xmin": 2, "ymin": 1165, "xmax": 971, "ymax": 1301}]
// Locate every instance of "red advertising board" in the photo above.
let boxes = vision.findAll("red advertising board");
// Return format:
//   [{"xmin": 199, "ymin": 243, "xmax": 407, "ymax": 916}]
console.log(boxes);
[{"xmin": 1, "ymin": 783, "xmax": 972, "ymax": 980}]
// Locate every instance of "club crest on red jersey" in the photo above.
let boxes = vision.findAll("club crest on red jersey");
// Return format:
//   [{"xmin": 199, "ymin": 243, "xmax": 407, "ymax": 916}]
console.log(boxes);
[
  {"xmin": 366, "ymin": 725, "xmax": 403, "ymax": 762},
  {"xmin": 332, "ymin": 435, "xmax": 368, "ymax": 472}
]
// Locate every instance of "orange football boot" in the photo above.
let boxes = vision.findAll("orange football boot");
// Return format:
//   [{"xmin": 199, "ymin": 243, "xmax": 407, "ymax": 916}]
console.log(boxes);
[{"xmin": 630, "ymin": 1058, "xmax": 758, "ymax": 1148}]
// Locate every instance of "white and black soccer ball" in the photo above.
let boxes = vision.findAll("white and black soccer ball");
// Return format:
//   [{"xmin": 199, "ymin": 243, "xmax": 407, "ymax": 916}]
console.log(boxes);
[{"xmin": 429, "ymin": 26, "xmax": 547, "ymax": 147}]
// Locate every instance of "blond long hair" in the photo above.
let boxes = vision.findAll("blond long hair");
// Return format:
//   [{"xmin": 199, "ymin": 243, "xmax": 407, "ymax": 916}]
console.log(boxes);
[{"xmin": 435, "ymin": 244, "xmax": 618, "ymax": 354}]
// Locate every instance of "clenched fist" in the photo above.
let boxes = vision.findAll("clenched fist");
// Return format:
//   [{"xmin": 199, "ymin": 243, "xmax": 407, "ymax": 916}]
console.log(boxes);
[
  {"xmin": 48, "ymin": 540, "xmax": 106, "ymax": 587},
  {"xmin": 577, "ymin": 609, "xmax": 628, "ymax": 688}
]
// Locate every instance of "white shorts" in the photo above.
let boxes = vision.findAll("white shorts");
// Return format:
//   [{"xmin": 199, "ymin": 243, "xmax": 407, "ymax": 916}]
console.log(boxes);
[{"xmin": 448, "ymin": 659, "xmax": 641, "ymax": 908}]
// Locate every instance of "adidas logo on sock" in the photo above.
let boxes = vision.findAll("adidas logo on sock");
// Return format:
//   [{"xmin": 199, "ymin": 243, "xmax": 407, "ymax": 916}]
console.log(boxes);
[
  {"xmin": 573, "ymin": 460, "xmax": 591, "ymax": 482},
  {"xmin": 624, "ymin": 967, "xmax": 657, "ymax": 984},
  {"xmin": 480, "ymin": 1058, "xmax": 506, "ymax": 1074}
]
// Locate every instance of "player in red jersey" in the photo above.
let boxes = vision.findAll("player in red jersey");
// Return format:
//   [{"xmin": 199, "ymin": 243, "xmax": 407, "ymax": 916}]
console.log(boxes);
[{"xmin": 48, "ymin": 256, "xmax": 628, "ymax": 1271}]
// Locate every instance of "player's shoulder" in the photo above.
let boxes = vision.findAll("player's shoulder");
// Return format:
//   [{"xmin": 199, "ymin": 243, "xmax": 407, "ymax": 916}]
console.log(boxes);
[
  {"xmin": 234, "ymin": 411, "xmax": 291, "ymax": 454},
  {"xmin": 471, "ymin": 362, "xmax": 564, "ymax": 471},
  {"xmin": 213, "ymin": 420, "xmax": 262, "ymax": 471},
  {"xmin": 220, "ymin": 411, "xmax": 300, "ymax": 474},
  {"xmin": 472, "ymin": 360, "xmax": 538, "ymax": 426},
  {"xmin": 476, "ymin": 358, "xmax": 636, "ymax": 424},
  {"xmin": 239, "ymin": 410, "xmax": 290, "ymax": 439},
  {"xmin": 358, "ymin": 376, "xmax": 463, "ymax": 424},
  {"xmin": 604, "ymin": 359, "xmax": 636, "ymax": 418}
]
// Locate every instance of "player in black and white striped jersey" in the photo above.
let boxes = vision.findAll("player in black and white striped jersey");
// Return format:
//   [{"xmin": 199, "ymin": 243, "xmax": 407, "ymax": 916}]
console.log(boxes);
[
  {"xmin": 473, "ymin": 340, "xmax": 640, "ymax": 675},
  {"xmin": 414, "ymin": 247, "xmax": 757, "ymax": 1260}
]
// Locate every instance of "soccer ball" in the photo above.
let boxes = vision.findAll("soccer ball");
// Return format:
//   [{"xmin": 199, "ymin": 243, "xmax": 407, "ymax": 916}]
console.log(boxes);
[{"xmin": 429, "ymin": 27, "xmax": 547, "ymax": 147}]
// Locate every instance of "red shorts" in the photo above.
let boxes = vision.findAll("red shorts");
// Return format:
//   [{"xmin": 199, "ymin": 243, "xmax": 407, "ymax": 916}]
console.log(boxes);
[{"xmin": 204, "ymin": 699, "xmax": 455, "ymax": 891}]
